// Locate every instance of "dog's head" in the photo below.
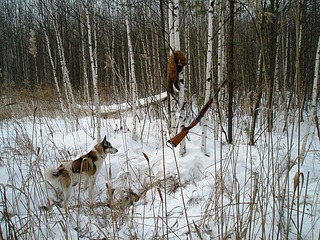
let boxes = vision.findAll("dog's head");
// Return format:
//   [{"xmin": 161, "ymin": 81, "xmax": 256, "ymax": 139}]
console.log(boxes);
[{"xmin": 102, "ymin": 136, "xmax": 118, "ymax": 154}]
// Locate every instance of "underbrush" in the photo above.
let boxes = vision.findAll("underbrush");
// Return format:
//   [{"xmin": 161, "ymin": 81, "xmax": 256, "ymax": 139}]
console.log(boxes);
[{"xmin": 0, "ymin": 96, "xmax": 319, "ymax": 239}]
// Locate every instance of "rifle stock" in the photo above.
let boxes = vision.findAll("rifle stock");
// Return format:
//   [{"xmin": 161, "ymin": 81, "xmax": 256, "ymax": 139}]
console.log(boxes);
[
  {"xmin": 167, "ymin": 79, "xmax": 227, "ymax": 147},
  {"xmin": 167, "ymin": 127, "xmax": 189, "ymax": 147}
]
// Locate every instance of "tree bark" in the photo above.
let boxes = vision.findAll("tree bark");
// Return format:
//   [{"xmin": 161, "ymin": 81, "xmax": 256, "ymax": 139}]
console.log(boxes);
[
  {"xmin": 85, "ymin": 2, "xmax": 101, "ymax": 141},
  {"xmin": 227, "ymin": 0, "xmax": 234, "ymax": 144},
  {"xmin": 301, "ymin": 35, "xmax": 320, "ymax": 164},
  {"xmin": 123, "ymin": 0, "xmax": 138, "ymax": 141},
  {"xmin": 201, "ymin": 0, "xmax": 214, "ymax": 155}
]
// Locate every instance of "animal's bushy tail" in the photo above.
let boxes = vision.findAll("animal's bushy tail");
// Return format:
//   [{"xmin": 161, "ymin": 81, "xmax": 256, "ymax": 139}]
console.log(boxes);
[{"xmin": 45, "ymin": 167, "xmax": 60, "ymax": 182}]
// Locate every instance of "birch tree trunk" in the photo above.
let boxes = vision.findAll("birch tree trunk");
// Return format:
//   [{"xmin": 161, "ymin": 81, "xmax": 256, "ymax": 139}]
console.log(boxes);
[
  {"xmin": 43, "ymin": 29, "xmax": 65, "ymax": 115},
  {"xmin": 215, "ymin": 0, "xmax": 226, "ymax": 140},
  {"xmin": 85, "ymin": 2, "xmax": 101, "ymax": 142},
  {"xmin": 123, "ymin": 0, "xmax": 138, "ymax": 141},
  {"xmin": 168, "ymin": 0, "xmax": 177, "ymax": 136},
  {"xmin": 79, "ymin": 3, "xmax": 90, "ymax": 104},
  {"xmin": 201, "ymin": 0, "xmax": 214, "ymax": 155},
  {"xmin": 53, "ymin": 19, "xmax": 75, "ymax": 120},
  {"xmin": 301, "ymin": 35, "xmax": 320, "ymax": 165},
  {"xmin": 218, "ymin": 0, "xmax": 226, "ymax": 86},
  {"xmin": 173, "ymin": 0, "xmax": 187, "ymax": 156}
]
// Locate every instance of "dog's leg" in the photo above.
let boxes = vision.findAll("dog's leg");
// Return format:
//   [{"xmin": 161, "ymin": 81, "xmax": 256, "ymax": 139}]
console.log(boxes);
[
  {"xmin": 82, "ymin": 178, "xmax": 89, "ymax": 191},
  {"xmin": 63, "ymin": 186, "xmax": 71, "ymax": 205},
  {"xmin": 88, "ymin": 175, "xmax": 97, "ymax": 201}
]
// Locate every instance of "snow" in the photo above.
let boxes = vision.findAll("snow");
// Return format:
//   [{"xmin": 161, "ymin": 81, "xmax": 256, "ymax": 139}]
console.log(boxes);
[{"xmin": 0, "ymin": 105, "xmax": 319, "ymax": 239}]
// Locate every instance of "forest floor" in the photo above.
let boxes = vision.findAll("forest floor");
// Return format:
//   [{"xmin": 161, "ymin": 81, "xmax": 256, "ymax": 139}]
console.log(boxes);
[{"xmin": 0, "ymin": 100, "xmax": 319, "ymax": 239}]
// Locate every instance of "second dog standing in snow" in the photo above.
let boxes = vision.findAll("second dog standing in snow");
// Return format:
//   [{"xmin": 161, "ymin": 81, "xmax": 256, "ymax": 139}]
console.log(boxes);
[{"xmin": 45, "ymin": 136, "xmax": 118, "ymax": 207}]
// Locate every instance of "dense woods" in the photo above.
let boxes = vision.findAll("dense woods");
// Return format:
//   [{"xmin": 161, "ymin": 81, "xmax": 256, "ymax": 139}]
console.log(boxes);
[
  {"xmin": 1, "ymin": 1, "xmax": 320, "ymax": 239},
  {"xmin": 1, "ymin": 0, "xmax": 319, "ymax": 108}
]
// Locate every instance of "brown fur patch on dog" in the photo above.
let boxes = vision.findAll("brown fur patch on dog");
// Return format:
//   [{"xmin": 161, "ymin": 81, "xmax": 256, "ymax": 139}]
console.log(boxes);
[
  {"xmin": 94, "ymin": 143, "xmax": 104, "ymax": 156},
  {"xmin": 57, "ymin": 166, "xmax": 71, "ymax": 188},
  {"xmin": 81, "ymin": 150, "xmax": 99, "ymax": 162},
  {"xmin": 167, "ymin": 50, "xmax": 187, "ymax": 95},
  {"xmin": 71, "ymin": 157, "xmax": 97, "ymax": 176}
]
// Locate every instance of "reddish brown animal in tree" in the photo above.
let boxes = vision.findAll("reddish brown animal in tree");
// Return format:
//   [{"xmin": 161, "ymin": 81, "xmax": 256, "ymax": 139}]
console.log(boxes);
[{"xmin": 166, "ymin": 50, "xmax": 187, "ymax": 95}]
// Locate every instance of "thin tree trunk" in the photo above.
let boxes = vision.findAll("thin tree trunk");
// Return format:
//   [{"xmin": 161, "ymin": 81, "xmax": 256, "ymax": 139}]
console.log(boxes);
[
  {"xmin": 216, "ymin": 0, "xmax": 226, "ymax": 140},
  {"xmin": 123, "ymin": 0, "xmax": 138, "ymax": 141},
  {"xmin": 53, "ymin": 19, "xmax": 75, "ymax": 121},
  {"xmin": 85, "ymin": 2, "xmax": 101, "ymax": 141},
  {"xmin": 79, "ymin": 3, "xmax": 90, "ymax": 104},
  {"xmin": 249, "ymin": 52, "xmax": 263, "ymax": 146},
  {"xmin": 201, "ymin": 0, "xmax": 214, "ymax": 155},
  {"xmin": 43, "ymin": 29, "xmax": 65, "ymax": 115},
  {"xmin": 227, "ymin": 0, "xmax": 234, "ymax": 144},
  {"xmin": 218, "ymin": 0, "xmax": 226, "ymax": 86},
  {"xmin": 301, "ymin": 35, "xmax": 320, "ymax": 164},
  {"xmin": 173, "ymin": 0, "xmax": 187, "ymax": 156},
  {"xmin": 168, "ymin": 0, "xmax": 177, "ymax": 136}
]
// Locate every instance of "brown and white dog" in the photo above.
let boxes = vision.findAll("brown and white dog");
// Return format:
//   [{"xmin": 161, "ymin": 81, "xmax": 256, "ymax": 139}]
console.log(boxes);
[{"xmin": 45, "ymin": 136, "xmax": 118, "ymax": 206}]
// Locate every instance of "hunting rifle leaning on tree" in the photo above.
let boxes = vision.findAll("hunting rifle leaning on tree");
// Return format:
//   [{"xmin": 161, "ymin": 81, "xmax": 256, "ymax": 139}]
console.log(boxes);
[{"xmin": 167, "ymin": 79, "xmax": 227, "ymax": 147}]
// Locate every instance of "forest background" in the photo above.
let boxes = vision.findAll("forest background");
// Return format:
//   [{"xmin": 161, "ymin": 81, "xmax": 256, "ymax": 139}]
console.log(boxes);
[
  {"xmin": 1, "ymin": 0, "xmax": 320, "ymax": 239},
  {"xmin": 1, "ymin": 0, "xmax": 319, "ymax": 115}
]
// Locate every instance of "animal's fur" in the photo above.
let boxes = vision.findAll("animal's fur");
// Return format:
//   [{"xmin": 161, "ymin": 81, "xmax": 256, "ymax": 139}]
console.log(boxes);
[
  {"xmin": 106, "ymin": 183, "xmax": 139, "ymax": 210},
  {"xmin": 45, "ymin": 136, "xmax": 118, "ymax": 206},
  {"xmin": 166, "ymin": 50, "xmax": 187, "ymax": 95}
]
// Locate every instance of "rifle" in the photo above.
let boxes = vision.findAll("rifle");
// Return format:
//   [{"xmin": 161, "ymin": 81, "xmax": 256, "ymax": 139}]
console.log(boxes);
[{"xmin": 167, "ymin": 79, "xmax": 227, "ymax": 147}]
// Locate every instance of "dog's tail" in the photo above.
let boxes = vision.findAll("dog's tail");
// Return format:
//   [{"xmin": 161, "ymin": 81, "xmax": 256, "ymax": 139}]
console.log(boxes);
[{"xmin": 45, "ymin": 167, "xmax": 60, "ymax": 182}]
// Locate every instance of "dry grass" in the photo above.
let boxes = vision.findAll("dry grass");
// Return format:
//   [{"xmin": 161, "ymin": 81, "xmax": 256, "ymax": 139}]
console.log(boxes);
[{"xmin": 0, "ymin": 89, "xmax": 319, "ymax": 239}]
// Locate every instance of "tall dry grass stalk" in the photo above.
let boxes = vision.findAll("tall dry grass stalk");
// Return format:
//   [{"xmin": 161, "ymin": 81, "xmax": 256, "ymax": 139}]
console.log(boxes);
[{"xmin": 0, "ymin": 88, "xmax": 319, "ymax": 239}]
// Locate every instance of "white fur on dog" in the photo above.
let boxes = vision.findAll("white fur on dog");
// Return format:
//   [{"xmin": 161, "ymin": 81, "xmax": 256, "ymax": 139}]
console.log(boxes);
[{"xmin": 45, "ymin": 137, "xmax": 118, "ymax": 207}]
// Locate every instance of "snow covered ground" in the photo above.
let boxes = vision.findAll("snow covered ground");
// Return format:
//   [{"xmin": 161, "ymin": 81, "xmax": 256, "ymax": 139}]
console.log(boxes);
[{"xmin": 0, "ymin": 104, "xmax": 319, "ymax": 239}]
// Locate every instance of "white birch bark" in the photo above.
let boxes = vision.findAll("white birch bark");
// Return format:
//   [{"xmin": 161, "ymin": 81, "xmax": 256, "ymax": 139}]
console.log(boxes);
[
  {"xmin": 168, "ymin": 1, "xmax": 175, "ymax": 49},
  {"xmin": 43, "ymin": 29, "xmax": 65, "ymax": 115},
  {"xmin": 301, "ymin": 35, "xmax": 320, "ymax": 165},
  {"xmin": 172, "ymin": 0, "xmax": 187, "ymax": 156},
  {"xmin": 168, "ymin": 0, "xmax": 177, "ymax": 137},
  {"xmin": 201, "ymin": 0, "xmax": 214, "ymax": 155},
  {"xmin": 79, "ymin": 3, "xmax": 90, "ymax": 103},
  {"xmin": 123, "ymin": 0, "xmax": 138, "ymax": 141},
  {"xmin": 218, "ymin": 0, "xmax": 226, "ymax": 85},
  {"xmin": 53, "ymin": 19, "xmax": 75, "ymax": 120},
  {"xmin": 216, "ymin": 0, "xmax": 226, "ymax": 139},
  {"xmin": 85, "ymin": 3, "xmax": 101, "ymax": 142}
]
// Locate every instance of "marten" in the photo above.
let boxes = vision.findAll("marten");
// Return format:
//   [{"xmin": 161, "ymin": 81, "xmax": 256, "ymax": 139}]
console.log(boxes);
[{"xmin": 166, "ymin": 50, "xmax": 187, "ymax": 95}]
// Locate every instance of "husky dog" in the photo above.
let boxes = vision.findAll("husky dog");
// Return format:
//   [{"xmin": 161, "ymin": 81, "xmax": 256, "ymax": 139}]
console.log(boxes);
[{"xmin": 45, "ymin": 136, "xmax": 118, "ymax": 206}]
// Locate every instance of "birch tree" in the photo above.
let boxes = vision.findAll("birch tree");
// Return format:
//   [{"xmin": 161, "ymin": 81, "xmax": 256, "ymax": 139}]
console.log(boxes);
[
  {"xmin": 79, "ymin": 2, "xmax": 90, "ymax": 103},
  {"xmin": 168, "ymin": 0, "xmax": 177, "ymax": 136},
  {"xmin": 173, "ymin": 0, "xmax": 187, "ymax": 156},
  {"xmin": 218, "ymin": 0, "xmax": 226, "ymax": 86},
  {"xmin": 301, "ymin": 35, "xmax": 320, "ymax": 165},
  {"xmin": 43, "ymin": 29, "xmax": 65, "ymax": 115},
  {"xmin": 201, "ymin": 0, "xmax": 214, "ymax": 155},
  {"xmin": 52, "ymin": 12, "xmax": 75, "ymax": 120},
  {"xmin": 85, "ymin": 2, "xmax": 101, "ymax": 141},
  {"xmin": 123, "ymin": 0, "xmax": 138, "ymax": 141}
]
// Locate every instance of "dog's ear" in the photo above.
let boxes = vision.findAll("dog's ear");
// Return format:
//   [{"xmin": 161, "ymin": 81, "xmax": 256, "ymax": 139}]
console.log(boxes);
[{"xmin": 103, "ymin": 136, "xmax": 110, "ymax": 149}]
